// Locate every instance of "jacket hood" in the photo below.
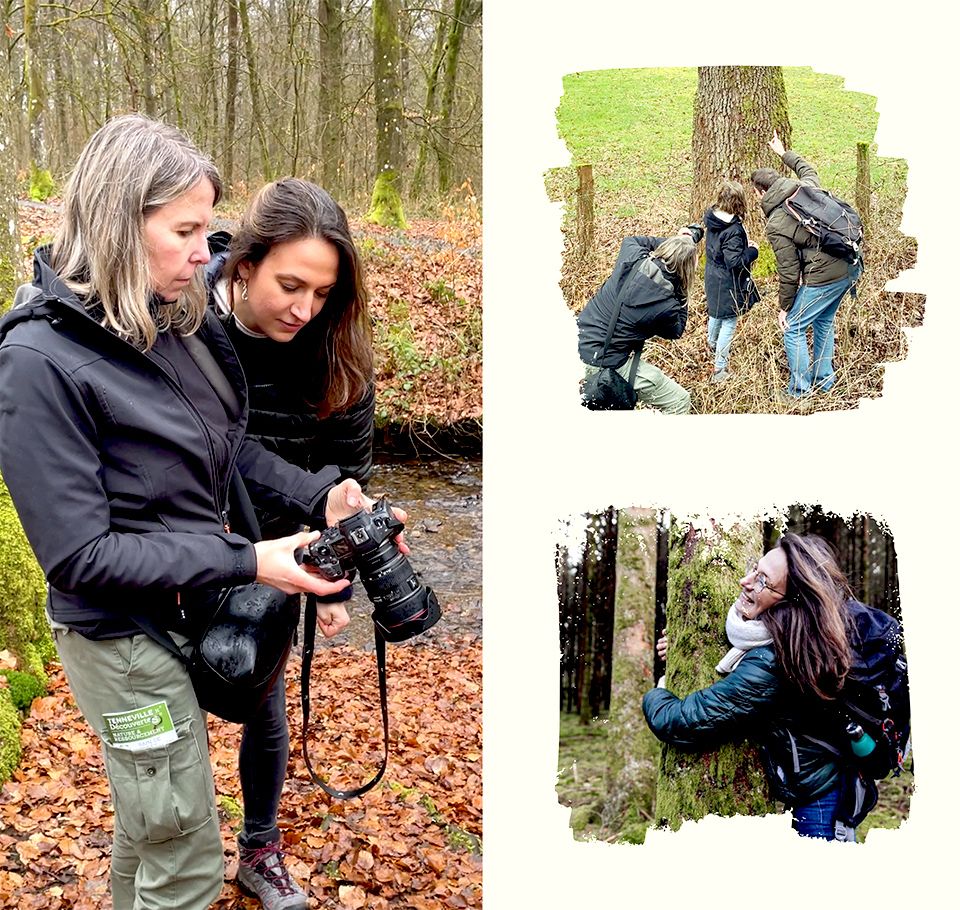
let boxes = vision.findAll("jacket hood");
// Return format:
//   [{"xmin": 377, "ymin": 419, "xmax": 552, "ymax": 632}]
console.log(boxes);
[
  {"xmin": 704, "ymin": 208, "xmax": 741, "ymax": 231},
  {"xmin": 761, "ymin": 176, "xmax": 801, "ymax": 216}
]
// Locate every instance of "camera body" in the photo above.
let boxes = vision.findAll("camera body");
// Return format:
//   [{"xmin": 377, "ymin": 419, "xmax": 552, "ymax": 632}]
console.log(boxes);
[
  {"xmin": 685, "ymin": 223, "xmax": 705, "ymax": 244},
  {"xmin": 302, "ymin": 497, "xmax": 441, "ymax": 642}
]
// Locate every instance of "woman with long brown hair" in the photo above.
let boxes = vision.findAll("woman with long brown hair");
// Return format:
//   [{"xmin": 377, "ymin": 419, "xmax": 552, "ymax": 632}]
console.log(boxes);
[
  {"xmin": 205, "ymin": 177, "xmax": 376, "ymax": 908},
  {"xmin": 643, "ymin": 533, "xmax": 875, "ymax": 840}
]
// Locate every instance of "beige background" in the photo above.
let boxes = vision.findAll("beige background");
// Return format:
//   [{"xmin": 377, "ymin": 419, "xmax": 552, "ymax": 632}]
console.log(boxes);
[{"xmin": 483, "ymin": 0, "xmax": 958, "ymax": 905}]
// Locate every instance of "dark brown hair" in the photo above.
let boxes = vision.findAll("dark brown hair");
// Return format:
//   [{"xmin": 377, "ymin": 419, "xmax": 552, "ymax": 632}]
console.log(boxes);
[
  {"xmin": 224, "ymin": 177, "xmax": 373, "ymax": 417},
  {"xmin": 750, "ymin": 167, "xmax": 780, "ymax": 194},
  {"xmin": 763, "ymin": 533, "xmax": 853, "ymax": 700},
  {"xmin": 714, "ymin": 180, "xmax": 747, "ymax": 219}
]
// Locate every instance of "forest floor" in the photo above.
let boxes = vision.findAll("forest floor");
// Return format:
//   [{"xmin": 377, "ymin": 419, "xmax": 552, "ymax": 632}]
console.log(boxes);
[
  {"xmin": 546, "ymin": 66, "xmax": 924, "ymax": 414},
  {"xmin": 14, "ymin": 195, "xmax": 482, "ymax": 439},
  {"xmin": 556, "ymin": 710, "xmax": 913, "ymax": 844}
]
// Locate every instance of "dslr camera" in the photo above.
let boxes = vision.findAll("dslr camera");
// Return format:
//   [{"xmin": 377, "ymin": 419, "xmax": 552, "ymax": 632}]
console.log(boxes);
[{"xmin": 302, "ymin": 497, "xmax": 441, "ymax": 642}]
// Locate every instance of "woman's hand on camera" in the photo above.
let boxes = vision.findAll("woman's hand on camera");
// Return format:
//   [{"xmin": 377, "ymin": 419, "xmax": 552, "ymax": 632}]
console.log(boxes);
[
  {"xmin": 317, "ymin": 602, "xmax": 350, "ymax": 638},
  {"xmin": 254, "ymin": 530, "xmax": 351, "ymax": 597},
  {"xmin": 324, "ymin": 479, "xmax": 411, "ymax": 555}
]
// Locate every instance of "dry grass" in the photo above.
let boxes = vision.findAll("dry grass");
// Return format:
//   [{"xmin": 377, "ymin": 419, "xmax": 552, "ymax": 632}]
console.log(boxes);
[{"xmin": 560, "ymin": 178, "xmax": 923, "ymax": 415}]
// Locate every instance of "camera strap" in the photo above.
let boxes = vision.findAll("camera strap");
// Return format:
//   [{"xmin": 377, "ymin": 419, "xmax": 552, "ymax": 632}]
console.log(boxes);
[{"xmin": 299, "ymin": 593, "xmax": 390, "ymax": 799}]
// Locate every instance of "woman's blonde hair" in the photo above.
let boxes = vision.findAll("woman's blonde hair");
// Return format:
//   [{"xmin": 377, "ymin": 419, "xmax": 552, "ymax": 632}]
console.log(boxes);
[
  {"xmin": 224, "ymin": 178, "xmax": 373, "ymax": 417},
  {"xmin": 714, "ymin": 180, "xmax": 748, "ymax": 220},
  {"xmin": 52, "ymin": 113, "xmax": 222, "ymax": 350},
  {"xmin": 651, "ymin": 235, "xmax": 698, "ymax": 299}
]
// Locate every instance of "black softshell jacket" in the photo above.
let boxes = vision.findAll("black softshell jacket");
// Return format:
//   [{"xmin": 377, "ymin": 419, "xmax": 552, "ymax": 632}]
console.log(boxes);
[
  {"xmin": 577, "ymin": 236, "xmax": 687, "ymax": 369},
  {"xmin": 0, "ymin": 251, "xmax": 340, "ymax": 633}
]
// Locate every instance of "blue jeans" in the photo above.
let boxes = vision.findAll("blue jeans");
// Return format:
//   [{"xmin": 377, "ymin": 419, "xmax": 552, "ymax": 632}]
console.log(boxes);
[
  {"xmin": 792, "ymin": 786, "xmax": 844, "ymax": 840},
  {"xmin": 707, "ymin": 316, "xmax": 737, "ymax": 372},
  {"xmin": 782, "ymin": 271, "xmax": 856, "ymax": 396}
]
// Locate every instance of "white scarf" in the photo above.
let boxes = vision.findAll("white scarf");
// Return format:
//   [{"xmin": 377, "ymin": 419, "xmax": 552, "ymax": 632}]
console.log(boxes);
[{"xmin": 716, "ymin": 601, "xmax": 773, "ymax": 674}]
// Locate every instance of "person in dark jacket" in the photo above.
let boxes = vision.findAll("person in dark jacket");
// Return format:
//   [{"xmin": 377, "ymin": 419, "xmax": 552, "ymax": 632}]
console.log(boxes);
[
  {"xmin": 644, "ymin": 533, "xmax": 868, "ymax": 841},
  {"xmin": 751, "ymin": 132, "xmax": 861, "ymax": 398},
  {"xmin": 206, "ymin": 178, "xmax": 375, "ymax": 909},
  {"xmin": 578, "ymin": 227, "xmax": 703, "ymax": 414},
  {"xmin": 0, "ymin": 115, "xmax": 379, "ymax": 910},
  {"xmin": 703, "ymin": 180, "xmax": 760, "ymax": 382}
]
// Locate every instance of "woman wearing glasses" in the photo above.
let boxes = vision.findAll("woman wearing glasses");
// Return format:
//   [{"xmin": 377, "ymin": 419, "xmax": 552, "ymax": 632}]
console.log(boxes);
[{"xmin": 643, "ymin": 533, "xmax": 858, "ymax": 839}]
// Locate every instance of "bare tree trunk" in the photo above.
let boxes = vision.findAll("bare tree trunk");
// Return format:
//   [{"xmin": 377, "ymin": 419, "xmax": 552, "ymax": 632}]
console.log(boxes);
[
  {"xmin": 24, "ymin": 0, "xmax": 52, "ymax": 198},
  {"xmin": 136, "ymin": 0, "xmax": 157, "ymax": 117},
  {"xmin": 437, "ymin": 0, "xmax": 477, "ymax": 196},
  {"xmin": 316, "ymin": 0, "xmax": 343, "ymax": 192},
  {"xmin": 367, "ymin": 0, "xmax": 406, "ymax": 227},
  {"xmin": 223, "ymin": 0, "xmax": 239, "ymax": 192},
  {"xmin": 411, "ymin": 0, "xmax": 450, "ymax": 199},
  {"xmin": 653, "ymin": 520, "xmax": 774, "ymax": 829},
  {"xmin": 691, "ymin": 66, "xmax": 792, "ymax": 240},
  {"xmin": 0, "ymin": 59, "xmax": 20, "ymax": 311},
  {"xmin": 238, "ymin": 0, "xmax": 271, "ymax": 179}
]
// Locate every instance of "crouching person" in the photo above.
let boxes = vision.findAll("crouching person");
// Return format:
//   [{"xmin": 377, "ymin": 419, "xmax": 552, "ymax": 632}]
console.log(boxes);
[{"xmin": 578, "ymin": 226, "xmax": 702, "ymax": 414}]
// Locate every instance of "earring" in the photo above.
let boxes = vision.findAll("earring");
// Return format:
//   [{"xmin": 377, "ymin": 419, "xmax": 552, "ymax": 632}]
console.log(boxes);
[{"xmin": 240, "ymin": 279, "xmax": 249, "ymax": 302}]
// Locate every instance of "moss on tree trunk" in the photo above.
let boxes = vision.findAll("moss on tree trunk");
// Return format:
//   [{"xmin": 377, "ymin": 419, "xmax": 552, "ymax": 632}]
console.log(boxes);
[
  {"xmin": 691, "ymin": 66, "xmax": 792, "ymax": 241},
  {"xmin": 368, "ymin": 169, "xmax": 409, "ymax": 229},
  {"xmin": 653, "ymin": 519, "xmax": 775, "ymax": 829}
]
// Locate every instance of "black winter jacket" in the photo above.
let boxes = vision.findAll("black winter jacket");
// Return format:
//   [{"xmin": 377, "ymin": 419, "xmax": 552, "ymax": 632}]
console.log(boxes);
[
  {"xmin": 643, "ymin": 645, "xmax": 843, "ymax": 807},
  {"xmin": 0, "ymin": 250, "xmax": 341, "ymax": 635},
  {"xmin": 577, "ymin": 236, "xmax": 687, "ymax": 369},
  {"xmin": 206, "ymin": 233, "xmax": 374, "ymax": 537},
  {"xmin": 703, "ymin": 208, "xmax": 759, "ymax": 320}
]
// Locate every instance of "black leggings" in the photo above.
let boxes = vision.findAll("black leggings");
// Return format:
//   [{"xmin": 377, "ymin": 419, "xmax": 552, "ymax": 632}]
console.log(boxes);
[{"xmin": 238, "ymin": 674, "xmax": 288, "ymax": 848}]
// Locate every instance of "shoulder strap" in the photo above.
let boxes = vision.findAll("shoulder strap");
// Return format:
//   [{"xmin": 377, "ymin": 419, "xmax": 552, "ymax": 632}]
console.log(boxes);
[
  {"xmin": 300, "ymin": 596, "xmax": 390, "ymax": 798},
  {"xmin": 181, "ymin": 332, "xmax": 242, "ymax": 421}
]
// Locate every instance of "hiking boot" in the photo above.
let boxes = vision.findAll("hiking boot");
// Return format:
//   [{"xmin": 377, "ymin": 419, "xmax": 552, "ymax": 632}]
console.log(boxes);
[
  {"xmin": 710, "ymin": 369, "xmax": 731, "ymax": 384},
  {"xmin": 237, "ymin": 841, "xmax": 308, "ymax": 910}
]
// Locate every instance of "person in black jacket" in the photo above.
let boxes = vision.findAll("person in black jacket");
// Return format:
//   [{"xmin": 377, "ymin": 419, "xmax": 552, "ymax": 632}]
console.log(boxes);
[
  {"xmin": 703, "ymin": 181, "xmax": 760, "ymax": 382},
  {"xmin": 644, "ymin": 533, "xmax": 867, "ymax": 841},
  {"xmin": 0, "ymin": 115, "xmax": 379, "ymax": 910},
  {"xmin": 205, "ymin": 179, "xmax": 375, "ymax": 908},
  {"xmin": 577, "ymin": 227, "xmax": 703, "ymax": 414}
]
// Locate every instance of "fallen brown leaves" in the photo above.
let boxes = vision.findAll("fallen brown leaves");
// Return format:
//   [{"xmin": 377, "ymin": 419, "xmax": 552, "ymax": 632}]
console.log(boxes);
[{"xmin": 0, "ymin": 638, "xmax": 481, "ymax": 909}]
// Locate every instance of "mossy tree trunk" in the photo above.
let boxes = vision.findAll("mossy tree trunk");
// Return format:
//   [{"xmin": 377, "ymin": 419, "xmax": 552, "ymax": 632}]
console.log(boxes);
[
  {"xmin": 24, "ymin": 0, "xmax": 54, "ymax": 200},
  {"xmin": 691, "ymin": 66, "xmax": 792, "ymax": 240},
  {"xmin": 436, "ymin": 0, "xmax": 479, "ymax": 196},
  {"xmin": 0, "ymin": 33, "xmax": 21, "ymax": 312},
  {"xmin": 653, "ymin": 519, "xmax": 775, "ymax": 829},
  {"xmin": 411, "ymin": 0, "xmax": 451, "ymax": 200},
  {"xmin": 367, "ymin": 0, "xmax": 407, "ymax": 228},
  {"xmin": 603, "ymin": 508, "xmax": 661, "ymax": 841}
]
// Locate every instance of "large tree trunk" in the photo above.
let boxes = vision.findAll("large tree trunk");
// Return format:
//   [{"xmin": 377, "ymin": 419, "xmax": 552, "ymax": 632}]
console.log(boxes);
[
  {"xmin": 691, "ymin": 66, "xmax": 792, "ymax": 240},
  {"xmin": 367, "ymin": 0, "xmax": 406, "ymax": 228},
  {"xmin": 602, "ymin": 508, "xmax": 660, "ymax": 841},
  {"xmin": 653, "ymin": 519, "xmax": 775, "ymax": 829}
]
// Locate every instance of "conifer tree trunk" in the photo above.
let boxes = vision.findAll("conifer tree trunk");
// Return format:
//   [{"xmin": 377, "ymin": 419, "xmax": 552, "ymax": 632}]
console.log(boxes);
[
  {"xmin": 691, "ymin": 66, "xmax": 792, "ymax": 239},
  {"xmin": 603, "ymin": 509, "xmax": 660, "ymax": 838},
  {"xmin": 653, "ymin": 520, "xmax": 774, "ymax": 828}
]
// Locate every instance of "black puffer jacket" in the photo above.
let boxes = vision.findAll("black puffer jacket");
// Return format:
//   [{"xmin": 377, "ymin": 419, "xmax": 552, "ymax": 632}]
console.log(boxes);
[
  {"xmin": 0, "ymin": 250, "xmax": 340, "ymax": 635},
  {"xmin": 577, "ymin": 236, "xmax": 687, "ymax": 369},
  {"xmin": 206, "ymin": 233, "xmax": 374, "ymax": 537},
  {"xmin": 643, "ymin": 645, "xmax": 843, "ymax": 807},
  {"xmin": 761, "ymin": 151, "xmax": 851, "ymax": 311},
  {"xmin": 703, "ymin": 208, "xmax": 759, "ymax": 320}
]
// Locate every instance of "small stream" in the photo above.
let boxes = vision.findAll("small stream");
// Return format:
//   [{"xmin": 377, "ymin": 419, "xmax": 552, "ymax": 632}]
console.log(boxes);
[{"xmin": 312, "ymin": 457, "xmax": 482, "ymax": 651}]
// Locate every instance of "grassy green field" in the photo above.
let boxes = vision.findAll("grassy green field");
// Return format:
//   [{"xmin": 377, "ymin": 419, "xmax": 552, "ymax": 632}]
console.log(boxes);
[{"xmin": 547, "ymin": 67, "xmax": 921, "ymax": 413}]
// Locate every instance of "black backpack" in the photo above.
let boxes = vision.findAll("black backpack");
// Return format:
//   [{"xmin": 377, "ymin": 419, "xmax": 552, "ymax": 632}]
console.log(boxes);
[
  {"xmin": 836, "ymin": 600, "xmax": 910, "ymax": 780},
  {"xmin": 783, "ymin": 185, "xmax": 864, "ymax": 265}
]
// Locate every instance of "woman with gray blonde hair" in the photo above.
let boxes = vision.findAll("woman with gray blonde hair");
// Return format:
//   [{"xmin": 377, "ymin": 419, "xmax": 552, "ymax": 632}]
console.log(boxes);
[
  {"xmin": 0, "ymin": 113, "xmax": 382, "ymax": 908},
  {"xmin": 577, "ymin": 225, "xmax": 703, "ymax": 414}
]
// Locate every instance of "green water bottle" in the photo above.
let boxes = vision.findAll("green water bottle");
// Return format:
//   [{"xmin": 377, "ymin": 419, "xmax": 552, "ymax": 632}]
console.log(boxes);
[{"xmin": 846, "ymin": 722, "xmax": 876, "ymax": 758}]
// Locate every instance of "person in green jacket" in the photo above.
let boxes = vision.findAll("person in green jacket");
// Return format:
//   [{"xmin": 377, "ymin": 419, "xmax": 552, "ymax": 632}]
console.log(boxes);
[
  {"xmin": 643, "ymin": 533, "xmax": 863, "ymax": 840},
  {"xmin": 751, "ymin": 133, "xmax": 860, "ymax": 399}
]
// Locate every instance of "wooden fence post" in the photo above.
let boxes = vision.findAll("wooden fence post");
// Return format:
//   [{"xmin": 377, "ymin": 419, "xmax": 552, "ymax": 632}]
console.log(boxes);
[
  {"xmin": 576, "ymin": 163, "xmax": 595, "ymax": 258},
  {"xmin": 856, "ymin": 141, "xmax": 871, "ymax": 233}
]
